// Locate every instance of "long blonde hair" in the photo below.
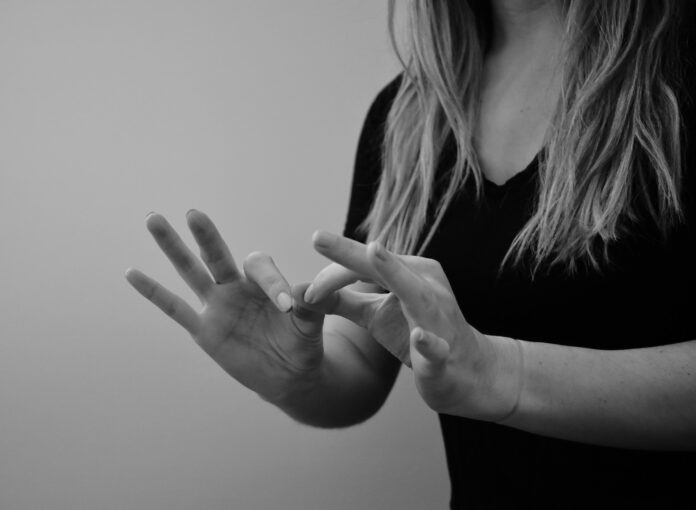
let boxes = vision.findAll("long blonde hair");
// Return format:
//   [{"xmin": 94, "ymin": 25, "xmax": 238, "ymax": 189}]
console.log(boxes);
[{"xmin": 360, "ymin": 0, "xmax": 689, "ymax": 276}]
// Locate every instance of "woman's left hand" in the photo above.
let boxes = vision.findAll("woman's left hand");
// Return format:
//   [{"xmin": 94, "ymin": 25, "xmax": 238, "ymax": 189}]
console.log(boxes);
[{"xmin": 304, "ymin": 231, "xmax": 522, "ymax": 421}]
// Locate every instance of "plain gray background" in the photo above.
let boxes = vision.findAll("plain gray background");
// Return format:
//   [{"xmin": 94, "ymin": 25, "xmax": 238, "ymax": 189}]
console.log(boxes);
[{"xmin": 0, "ymin": 1, "xmax": 449, "ymax": 509}]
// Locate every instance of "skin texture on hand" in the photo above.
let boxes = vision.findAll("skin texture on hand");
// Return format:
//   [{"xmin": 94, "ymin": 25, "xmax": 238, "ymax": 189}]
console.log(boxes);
[
  {"xmin": 125, "ymin": 210, "xmax": 326, "ymax": 405},
  {"xmin": 305, "ymin": 231, "xmax": 521, "ymax": 421}
]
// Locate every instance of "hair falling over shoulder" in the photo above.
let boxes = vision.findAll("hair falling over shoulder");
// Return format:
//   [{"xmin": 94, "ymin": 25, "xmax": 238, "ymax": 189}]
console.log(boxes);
[{"xmin": 360, "ymin": 0, "xmax": 690, "ymax": 277}]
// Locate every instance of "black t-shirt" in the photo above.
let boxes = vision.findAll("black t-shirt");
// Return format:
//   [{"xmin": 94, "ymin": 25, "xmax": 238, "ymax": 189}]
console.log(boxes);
[{"xmin": 343, "ymin": 76, "xmax": 696, "ymax": 509}]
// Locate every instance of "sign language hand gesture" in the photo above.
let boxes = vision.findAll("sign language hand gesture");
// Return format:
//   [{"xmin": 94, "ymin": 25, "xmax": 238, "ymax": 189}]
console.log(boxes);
[
  {"xmin": 304, "ymin": 231, "xmax": 521, "ymax": 421},
  {"xmin": 125, "ymin": 211, "xmax": 326, "ymax": 405}
]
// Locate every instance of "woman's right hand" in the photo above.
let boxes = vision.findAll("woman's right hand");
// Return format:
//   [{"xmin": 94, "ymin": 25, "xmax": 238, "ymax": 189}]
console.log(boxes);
[{"xmin": 125, "ymin": 210, "xmax": 326, "ymax": 405}]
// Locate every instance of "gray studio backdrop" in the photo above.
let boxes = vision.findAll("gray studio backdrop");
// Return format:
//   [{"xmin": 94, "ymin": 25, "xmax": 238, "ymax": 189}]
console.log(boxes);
[{"xmin": 0, "ymin": 1, "xmax": 449, "ymax": 509}]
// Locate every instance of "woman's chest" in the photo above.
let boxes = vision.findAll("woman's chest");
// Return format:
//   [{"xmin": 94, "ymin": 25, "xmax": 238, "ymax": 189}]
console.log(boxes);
[
  {"xmin": 475, "ymin": 60, "xmax": 561, "ymax": 185},
  {"xmin": 423, "ymin": 182, "xmax": 695, "ymax": 349}
]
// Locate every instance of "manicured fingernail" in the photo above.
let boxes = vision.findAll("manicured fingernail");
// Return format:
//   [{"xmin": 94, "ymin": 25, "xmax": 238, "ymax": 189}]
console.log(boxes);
[
  {"xmin": 304, "ymin": 284, "xmax": 316, "ymax": 304},
  {"xmin": 277, "ymin": 292, "xmax": 292, "ymax": 313},
  {"xmin": 313, "ymin": 231, "xmax": 335, "ymax": 248}
]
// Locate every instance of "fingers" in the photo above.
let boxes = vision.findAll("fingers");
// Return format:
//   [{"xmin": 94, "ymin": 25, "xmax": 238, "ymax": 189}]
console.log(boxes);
[
  {"xmin": 186, "ymin": 210, "xmax": 241, "ymax": 284},
  {"xmin": 294, "ymin": 282, "xmax": 383, "ymax": 331},
  {"xmin": 310, "ymin": 231, "xmax": 381, "ymax": 294},
  {"xmin": 410, "ymin": 327, "xmax": 449, "ymax": 377},
  {"xmin": 366, "ymin": 242, "xmax": 436, "ymax": 324},
  {"xmin": 305, "ymin": 262, "xmax": 376, "ymax": 304},
  {"xmin": 296, "ymin": 282, "xmax": 413, "ymax": 365},
  {"xmin": 289, "ymin": 282, "xmax": 326, "ymax": 338},
  {"xmin": 125, "ymin": 268, "xmax": 200, "ymax": 334},
  {"xmin": 146, "ymin": 213, "xmax": 213, "ymax": 300},
  {"xmin": 242, "ymin": 252, "xmax": 293, "ymax": 312}
]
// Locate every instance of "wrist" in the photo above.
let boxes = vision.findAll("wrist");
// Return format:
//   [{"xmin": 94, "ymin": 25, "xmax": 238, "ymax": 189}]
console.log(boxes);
[
  {"xmin": 467, "ymin": 333, "xmax": 524, "ymax": 422},
  {"xmin": 490, "ymin": 336, "xmax": 524, "ymax": 424}
]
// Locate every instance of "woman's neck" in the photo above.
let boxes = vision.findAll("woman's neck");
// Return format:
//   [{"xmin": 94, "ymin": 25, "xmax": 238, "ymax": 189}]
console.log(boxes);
[
  {"xmin": 488, "ymin": 0, "xmax": 563, "ymax": 56},
  {"xmin": 475, "ymin": 0, "xmax": 566, "ymax": 184}
]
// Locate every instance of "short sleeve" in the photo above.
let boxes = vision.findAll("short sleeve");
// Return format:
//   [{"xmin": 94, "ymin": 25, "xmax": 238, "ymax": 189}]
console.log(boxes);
[{"xmin": 342, "ymin": 75, "xmax": 403, "ymax": 243}]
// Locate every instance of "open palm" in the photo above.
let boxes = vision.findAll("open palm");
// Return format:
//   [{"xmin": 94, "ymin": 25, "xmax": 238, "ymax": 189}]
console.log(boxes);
[{"xmin": 126, "ymin": 210, "xmax": 324, "ymax": 403}]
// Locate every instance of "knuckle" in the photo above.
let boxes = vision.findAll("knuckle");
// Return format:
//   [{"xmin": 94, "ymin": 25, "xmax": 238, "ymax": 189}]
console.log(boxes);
[
  {"xmin": 175, "ymin": 253, "xmax": 196, "ymax": 273},
  {"xmin": 423, "ymin": 274, "xmax": 447, "ymax": 294},
  {"xmin": 201, "ymin": 245, "xmax": 224, "ymax": 265},
  {"xmin": 143, "ymin": 283, "xmax": 158, "ymax": 300},
  {"xmin": 422, "ymin": 274, "xmax": 438, "ymax": 286},
  {"xmin": 420, "ymin": 289, "xmax": 439, "ymax": 313},
  {"xmin": 419, "ymin": 285, "xmax": 435, "ymax": 302},
  {"xmin": 163, "ymin": 300, "xmax": 179, "ymax": 318}
]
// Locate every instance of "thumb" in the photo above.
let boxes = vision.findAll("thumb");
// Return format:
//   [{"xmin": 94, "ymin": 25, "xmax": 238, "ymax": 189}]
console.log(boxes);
[
  {"xmin": 289, "ymin": 282, "xmax": 325, "ymax": 338},
  {"xmin": 410, "ymin": 327, "xmax": 450, "ymax": 376}
]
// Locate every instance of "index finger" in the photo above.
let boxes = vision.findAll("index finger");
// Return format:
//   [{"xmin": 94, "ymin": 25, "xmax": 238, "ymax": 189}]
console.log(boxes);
[
  {"xmin": 125, "ymin": 268, "xmax": 200, "ymax": 335},
  {"xmin": 305, "ymin": 263, "xmax": 378, "ymax": 304},
  {"xmin": 366, "ymin": 241, "xmax": 437, "ymax": 324},
  {"xmin": 308, "ymin": 231, "xmax": 382, "ymax": 301}
]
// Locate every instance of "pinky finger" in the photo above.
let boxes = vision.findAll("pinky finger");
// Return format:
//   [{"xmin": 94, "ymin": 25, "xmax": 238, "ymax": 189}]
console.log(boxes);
[
  {"xmin": 410, "ymin": 327, "xmax": 450, "ymax": 376},
  {"xmin": 125, "ymin": 268, "xmax": 200, "ymax": 335}
]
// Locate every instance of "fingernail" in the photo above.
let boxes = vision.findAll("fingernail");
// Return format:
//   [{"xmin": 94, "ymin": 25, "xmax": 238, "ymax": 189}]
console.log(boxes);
[
  {"xmin": 412, "ymin": 327, "xmax": 424, "ymax": 342},
  {"xmin": 186, "ymin": 208, "xmax": 198, "ymax": 217},
  {"xmin": 304, "ymin": 284, "xmax": 316, "ymax": 304},
  {"xmin": 146, "ymin": 211, "xmax": 156, "ymax": 218},
  {"xmin": 313, "ymin": 231, "xmax": 335, "ymax": 248},
  {"xmin": 277, "ymin": 292, "xmax": 292, "ymax": 313}
]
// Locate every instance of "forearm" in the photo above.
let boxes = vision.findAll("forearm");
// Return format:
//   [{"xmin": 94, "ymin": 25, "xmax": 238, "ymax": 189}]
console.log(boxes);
[
  {"xmin": 493, "ymin": 336, "xmax": 696, "ymax": 450},
  {"xmin": 305, "ymin": 235, "xmax": 696, "ymax": 446},
  {"xmin": 275, "ymin": 325, "xmax": 399, "ymax": 428}
]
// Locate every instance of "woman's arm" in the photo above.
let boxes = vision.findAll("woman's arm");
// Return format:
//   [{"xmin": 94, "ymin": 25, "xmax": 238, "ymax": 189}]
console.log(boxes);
[
  {"xmin": 278, "ymin": 283, "xmax": 401, "ymax": 428},
  {"xmin": 126, "ymin": 211, "xmax": 400, "ymax": 430},
  {"xmin": 497, "ymin": 336, "xmax": 696, "ymax": 450},
  {"xmin": 306, "ymin": 231, "xmax": 696, "ymax": 450}
]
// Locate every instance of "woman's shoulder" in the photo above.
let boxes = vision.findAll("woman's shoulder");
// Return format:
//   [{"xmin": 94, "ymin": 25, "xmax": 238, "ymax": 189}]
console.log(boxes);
[
  {"xmin": 360, "ymin": 73, "xmax": 403, "ymax": 138},
  {"xmin": 352, "ymin": 73, "xmax": 403, "ymax": 177},
  {"xmin": 343, "ymin": 75, "xmax": 403, "ymax": 242},
  {"xmin": 371, "ymin": 74, "xmax": 403, "ymax": 112}
]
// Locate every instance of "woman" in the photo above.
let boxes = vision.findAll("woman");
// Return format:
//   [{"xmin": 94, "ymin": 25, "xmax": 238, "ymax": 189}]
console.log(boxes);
[{"xmin": 126, "ymin": 0, "xmax": 696, "ymax": 507}]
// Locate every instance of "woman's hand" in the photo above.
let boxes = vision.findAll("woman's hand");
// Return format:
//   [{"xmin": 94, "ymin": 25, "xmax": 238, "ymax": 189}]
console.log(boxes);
[
  {"xmin": 302, "ymin": 234, "xmax": 450, "ymax": 367},
  {"xmin": 304, "ymin": 231, "xmax": 522, "ymax": 421},
  {"xmin": 125, "ymin": 210, "xmax": 326, "ymax": 405}
]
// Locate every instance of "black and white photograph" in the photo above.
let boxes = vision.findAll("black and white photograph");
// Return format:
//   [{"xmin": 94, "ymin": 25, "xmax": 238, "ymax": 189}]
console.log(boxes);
[{"xmin": 1, "ymin": 1, "xmax": 694, "ymax": 509}]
